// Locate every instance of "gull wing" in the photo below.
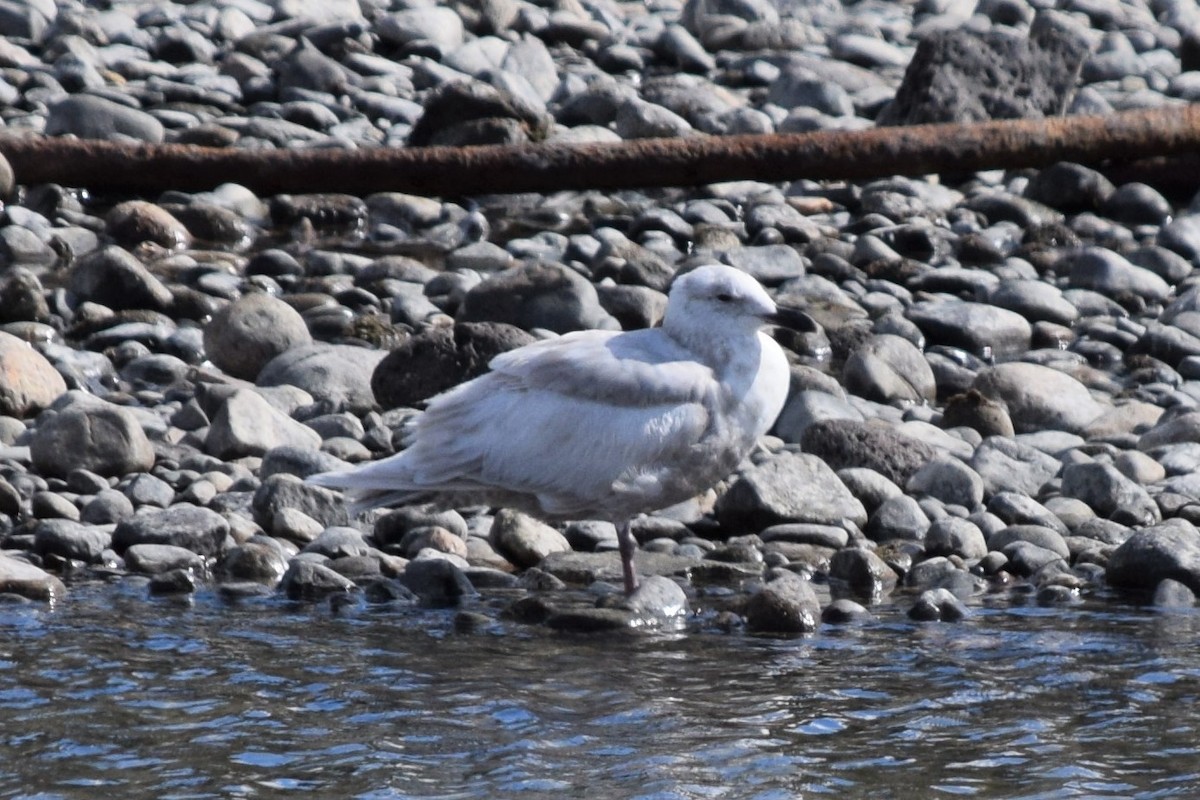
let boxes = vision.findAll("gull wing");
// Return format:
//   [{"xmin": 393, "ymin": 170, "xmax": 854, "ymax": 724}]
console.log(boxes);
[{"xmin": 398, "ymin": 329, "xmax": 718, "ymax": 503}]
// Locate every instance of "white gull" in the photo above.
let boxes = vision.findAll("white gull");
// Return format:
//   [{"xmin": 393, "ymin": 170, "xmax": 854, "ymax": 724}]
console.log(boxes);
[{"xmin": 309, "ymin": 264, "xmax": 797, "ymax": 595}]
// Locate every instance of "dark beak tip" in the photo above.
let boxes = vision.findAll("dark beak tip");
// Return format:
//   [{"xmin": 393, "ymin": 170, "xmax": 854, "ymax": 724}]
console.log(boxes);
[{"xmin": 769, "ymin": 306, "xmax": 818, "ymax": 333}]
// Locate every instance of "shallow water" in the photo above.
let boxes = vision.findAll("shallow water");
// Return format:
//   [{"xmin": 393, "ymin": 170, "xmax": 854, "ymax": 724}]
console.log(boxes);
[{"xmin": 2, "ymin": 583, "xmax": 1199, "ymax": 800}]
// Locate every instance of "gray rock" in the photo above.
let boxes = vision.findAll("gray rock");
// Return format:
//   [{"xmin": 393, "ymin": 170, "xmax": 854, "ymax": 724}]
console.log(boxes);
[
  {"xmin": 33, "ymin": 519, "xmax": 111, "ymax": 563},
  {"xmin": 1064, "ymin": 246, "xmax": 1171, "ymax": 305},
  {"xmin": 906, "ymin": 455, "xmax": 984, "ymax": 509},
  {"xmin": 489, "ymin": 509, "xmax": 570, "ymax": 569},
  {"xmin": 1138, "ymin": 411, "xmax": 1200, "ymax": 450},
  {"xmin": 252, "ymin": 473, "xmax": 349, "ymax": 531},
  {"xmin": 105, "ymin": 201, "xmax": 191, "ymax": 249},
  {"xmin": 1106, "ymin": 184, "xmax": 1173, "ymax": 226},
  {"xmin": 106, "ymin": 472, "xmax": 164, "ymax": 513},
  {"xmin": 123, "ymin": 543, "xmax": 207, "ymax": 575},
  {"xmin": 204, "ymin": 293, "xmax": 312, "ymax": 381},
  {"xmin": 458, "ymin": 262, "xmax": 618, "ymax": 333},
  {"xmin": 1159, "ymin": 213, "xmax": 1200, "ymax": 265},
  {"xmin": 0, "ymin": 554, "xmax": 66, "ymax": 601},
  {"xmin": 744, "ymin": 570, "xmax": 821, "ymax": 634},
  {"xmin": 81, "ymin": 488, "xmax": 135, "ymax": 525},
  {"xmin": 540, "ymin": 550, "xmax": 699, "ymax": 586},
  {"xmin": 1003, "ymin": 540, "xmax": 1068, "ymax": 577},
  {"xmin": 969, "ymin": 435, "xmax": 1062, "ymax": 496},
  {"xmin": 376, "ymin": 7, "xmax": 464, "ymax": 53},
  {"xmin": 1108, "ymin": 520, "xmax": 1200, "ymax": 594},
  {"xmin": 801, "ymin": 419, "xmax": 938, "ymax": 486},
  {"xmin": 68, "ymin": 246, "xmax": 174, "ymax": 313},
  {"xmin": 759, "ymin": 523, "xmax": 850, "ymax": 549},
  {"xmin": 987, "ymin": 492, "xmax": 1069, "ymax": 535},
  {"xmin": 716, "ymin": 450, "xmax": 868, "ymax": 531},
  {"xmin": 1024, "ymin": 162, "xmax": 1114, "ymax": 212},
  {"xmin": 1152, "ymin": 577, "xmax": 1196, "ymax": 608},
  {"xmin": 908, "ymin": 587, "xmax": 970, "ymax": 621},
  {"xmin": 821, "ymin": 597, "xmax": 873, "ymax": 623},
  {"xmin": 113, "ymin": 504, "xmax": 230, "ymax": 558},
  {"xmin": 217, "ymin": 540, "xmax": 289, "ymax": 583},
  {"xmin": 622, "ymin": 575, "xmax": 689, "ymax": 621},
  {"xmin": 205, "ymin": 389, "xmax": 322, "ymax": 459},
  {"xmin": 866, "ymin": 494, "xmax": 931, "ymax": 542},
  {"xmin": 989, "ymin": 525, "xmax": 1070, "ymax": 560},
  {"xmin": 925, "ymin": 517, "xmax": 988, "ymax": 560},
  {"xmin": 302, "ymin": 526, "xmax": 371, "ymax": 560},
  {"xmin": 257, "ymin": 344, "xmax": 386, "ymax": 414},
  {"xmin": 1061, "ymin": 461, "xmax": 1161, "ymax": 526},
  {"xmin": 972, "ymin": 363, "xmax": 1103, "ymax": 434},
  {"xmin": 908, "ymin": 299, "xmax": 1032, "ymax": 358},
  {"xmin": 31, "ymin": 398, "xmax": 154, "ymax": 478},
  {"xmin": 986, "ymin": 279, "xmax": 1079, "ymax": 326},
  {"xmin": 46, "ymin": 94, "xmax": 165, "ymax": 143},
  {"xmin": 842, "ymin": 334, "xmax": 935, "ymax": 406},
  {"xmin": 772, "ymin": 389, "xmax": 864, "ymax": 444},
  {"xmin": 829, "ymin": 547, "xmax": 899, "ymax": 600},
  {"xmin": 401, "ymin": 557, "xmax": 476, "ymax": 604},
  {"xmin": 0, "ymin": 331, "xmax": 65, "ymax": 418},
  {"xmin": 280, "ymin": 559, "xmax": 357, "ymax": 601}
]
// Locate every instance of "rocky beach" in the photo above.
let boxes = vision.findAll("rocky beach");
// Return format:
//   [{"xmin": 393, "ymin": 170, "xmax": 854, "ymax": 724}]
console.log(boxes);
[{"xmin": 0, "ymin": 0, "xmax": 1200, "ymax": 635}]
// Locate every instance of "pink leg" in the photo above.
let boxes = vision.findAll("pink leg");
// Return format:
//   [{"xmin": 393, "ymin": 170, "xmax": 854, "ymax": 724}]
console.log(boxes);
[{"xmin": 617, "ymin": 519, "xmax": 639, "ymax": 595}]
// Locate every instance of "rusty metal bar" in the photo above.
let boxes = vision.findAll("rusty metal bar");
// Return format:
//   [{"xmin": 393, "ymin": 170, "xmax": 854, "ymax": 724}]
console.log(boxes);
[{"xmin": 1, "ymin": 105, "xmax": 1198, "ymax": 197}]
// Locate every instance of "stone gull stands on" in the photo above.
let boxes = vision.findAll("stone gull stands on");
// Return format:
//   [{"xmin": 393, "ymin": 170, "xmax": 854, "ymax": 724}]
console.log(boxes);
[{"xmin": 309, "ymin": 264, "xmax": 805, "ymax": 595}]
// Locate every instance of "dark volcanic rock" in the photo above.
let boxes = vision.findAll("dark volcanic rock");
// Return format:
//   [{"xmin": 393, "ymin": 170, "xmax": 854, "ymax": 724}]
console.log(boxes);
[
  {"xmin": 371, "ymin": 322, "xmax": 535, "ymax": 409},
  {"xmin": 878, "ymin": 12, "xmax": 1089, "ymax": 125}
]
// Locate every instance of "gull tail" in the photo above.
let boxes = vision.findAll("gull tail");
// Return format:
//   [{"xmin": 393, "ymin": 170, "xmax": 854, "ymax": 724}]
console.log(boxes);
[{"xmin": 307, "ymin": 454, "xmax": 431, "ymax": 516}]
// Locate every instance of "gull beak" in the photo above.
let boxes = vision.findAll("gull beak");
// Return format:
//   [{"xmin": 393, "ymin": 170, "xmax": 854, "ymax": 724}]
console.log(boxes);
[{"xmin": 766, "ymin": 304, "xmax": 818, "ymax": 333}]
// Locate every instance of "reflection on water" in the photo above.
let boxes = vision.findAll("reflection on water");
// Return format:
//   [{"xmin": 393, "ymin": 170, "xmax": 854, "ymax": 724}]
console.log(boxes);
[{"xmin": 2, "ymin": 582, "xmax": 1199, "ymax": 799}]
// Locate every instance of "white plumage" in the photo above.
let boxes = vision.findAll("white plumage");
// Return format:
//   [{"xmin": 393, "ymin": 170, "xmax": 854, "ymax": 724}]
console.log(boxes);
[{"xmin": 309, "ymin": 264, "xmax": 792, "ymax": 594}]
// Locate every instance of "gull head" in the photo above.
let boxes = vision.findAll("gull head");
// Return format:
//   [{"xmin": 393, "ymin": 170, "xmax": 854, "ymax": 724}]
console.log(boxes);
[{"xmin": 663, "ymin": 265, "xmax": 778, "ymax": 339}]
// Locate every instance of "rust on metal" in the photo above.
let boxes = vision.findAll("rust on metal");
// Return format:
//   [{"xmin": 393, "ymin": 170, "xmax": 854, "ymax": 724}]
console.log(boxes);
[{"xmin": 1, "ymin": 105, "xmax": 1198, "ymax": 197}]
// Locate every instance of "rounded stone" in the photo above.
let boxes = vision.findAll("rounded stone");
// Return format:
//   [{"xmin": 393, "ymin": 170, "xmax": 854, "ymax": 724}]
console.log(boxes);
[
  {"xmin": 0, "ymin": 331, "xmax": 66, "ymax": 418},
  {"xmin": 204, "ymin": 293, "xmax": 312, "ymax": 381}
]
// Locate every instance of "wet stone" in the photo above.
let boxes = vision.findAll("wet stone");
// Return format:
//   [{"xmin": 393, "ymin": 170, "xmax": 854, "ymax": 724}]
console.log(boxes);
[
  {"xmin": 123, "ymin": 543, "xmax": 206, "ymax": 575},
  {"xmin": 0, "ymin": 554, "xmax": 66, "ymax": 602},
  {"xmin": 744, "ymin": 570, "xmax": 821, "ymax": 634},
  {"xmin": 148, "ymin": 568, "xmax": 198, "ymax": 595},
  {"xmin": 828, "ymin": 547, "xmax": 898, "ymax": 600},
  {"xmin": 280, "ymin": 559, "xmax": 357, "ymax": 601},
  {"xmin": 909, "ymin": 587, "xmax": 970, "ymax": 622},
  {"xmin": 400, "ymin": 557, "xmax": 477, "ymax": 605}
]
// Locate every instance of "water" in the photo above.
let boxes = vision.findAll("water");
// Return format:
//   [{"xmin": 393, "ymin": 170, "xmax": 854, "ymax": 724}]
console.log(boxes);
[{"xmin": 2, "ymin": 582, "xmax": 1199, "ymax": 799}]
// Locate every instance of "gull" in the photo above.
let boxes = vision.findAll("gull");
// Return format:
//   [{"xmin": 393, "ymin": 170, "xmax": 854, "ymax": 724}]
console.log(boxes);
[{"xmin": 309, "ymin": 264, "xmax": 804, "ymax": 595}]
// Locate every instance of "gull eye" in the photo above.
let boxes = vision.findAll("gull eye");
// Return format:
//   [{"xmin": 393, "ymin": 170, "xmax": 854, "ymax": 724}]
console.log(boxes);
[{"xmin": 716, "ymin": 292, "xmax": 734, "ymax": 303}]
